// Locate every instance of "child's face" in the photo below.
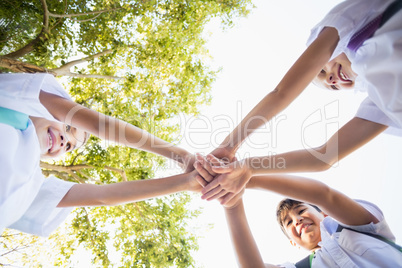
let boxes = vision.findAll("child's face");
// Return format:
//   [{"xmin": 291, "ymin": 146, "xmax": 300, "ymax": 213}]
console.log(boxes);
[
  {"xmin": 30, "ymin": 117, "xmax": 87, "ymax": 159},
  {"xmin": 314, "ymin": 53, "xmax": 357, "ymax": 91},
  {"xmin": 281, "ymin": 203, "xmax": 325, "ymax": 251}
]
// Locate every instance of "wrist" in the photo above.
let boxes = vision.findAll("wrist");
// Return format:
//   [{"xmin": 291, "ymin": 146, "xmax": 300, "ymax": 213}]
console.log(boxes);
[
  {"xmin": 242, "ymin": 157, "xmax": 256, "ymax": 177},
  {"xmin": 185, "ymin": 170, "xmax": 202, "ymax": 193},
  {"xmin": 224, "ymin": 198, "xmax": 244, "ymax": 212},
  {"xmin": 170, "ymin": 147, "xmax": 190, "ymax": 164},
  {"xmin": 245, "ymin": 156, "xmax": 273, "ymax": 176},
  {"xmin": 220, "ymin": 135, "xmax": 241, "ymax": 156}
]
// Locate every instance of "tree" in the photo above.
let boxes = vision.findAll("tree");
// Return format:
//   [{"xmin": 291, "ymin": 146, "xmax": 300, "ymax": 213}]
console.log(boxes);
[{"xmin": 0, "ymin": 0, "xmax": 253, "ymax": 266}]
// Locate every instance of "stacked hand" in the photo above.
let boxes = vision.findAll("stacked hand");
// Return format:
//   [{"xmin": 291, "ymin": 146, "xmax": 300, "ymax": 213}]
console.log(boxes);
[{"xmin": 193, "ymin": 153, "xmax": 252, "ymax": 206}]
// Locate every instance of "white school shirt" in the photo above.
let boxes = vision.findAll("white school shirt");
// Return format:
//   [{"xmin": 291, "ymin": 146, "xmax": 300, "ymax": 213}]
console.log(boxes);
[
  {"xmin": 280, "ymin": 200, "xmax": 402, "ymax": 268},
  {"xmin": 307, "ymin": 0, "xmax": 402, "ymax": 136},
  {"xmin": 0, "ymin": 73, "xmax": 75, "ymax": 236}
]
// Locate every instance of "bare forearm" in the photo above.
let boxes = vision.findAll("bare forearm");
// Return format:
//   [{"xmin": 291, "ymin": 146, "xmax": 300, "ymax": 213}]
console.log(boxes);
[
  {"xmin": 245, "ymin": 148, "xmax": 332, "ymax": 176},
  {"xmin": 221, "ymin": 28, "xmax": 339, "ymax": 154},
  {"xmin": 247, "ymin": 175, "xmax": 331, "ymax": 204},
  {"xmin": 225, "ymin": 200, "xmax": 266, "ymax": 268},
  {"xmin": 247, "ymin": 175, "xmax": 378, "ymax": 226},
  {"xmin": 246, "ymin": 117, "xmax": 387, "ymax": 175},
  {"xmin": 58, "ymin": 172, "xmax": 192, "ymax": 207},
  {"xmin": 220, "ymin": 90, "xmax": 289, "ymax": 154},
  {"xmin": 39, "ymin": 91, "xmax": 191, "ymax": 163},
  {"xmin": 99, "ymin": 116, "xmax": 190, "ymax": 162}
]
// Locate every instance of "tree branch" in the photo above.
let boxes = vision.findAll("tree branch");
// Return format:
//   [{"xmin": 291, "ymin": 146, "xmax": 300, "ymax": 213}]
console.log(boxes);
[
  {"xmin": 48, "ymin": 7, "xmax": 124, "ymax": 18},
  {"xmin": 66, "ymin": 170, "xmax": 86, "ymax": 184},
  {"xmin": 0, "ymin": 244, "xmax": 32, "ymax": 258},
  {"xmin": 0, "ymin": 55, "xmax": 122, "ymax": 80},
  {"xmin": 0, "ymin": 57, "xmax": 55, "ymax": 74},
  {"xmin": 75, "ymin": 170, "xmax": 103, "ymax": 184},
  {"xmin": 69, "ymin": 13, "xmax": 103, "ymax": 23},
  {"xmin": 83, "ymin": 208, "xmax": 96, "ymax": 247},
  {"xmin": 41, "ymin": 169, "xmax": 81, "ymax": 183},
  {"xmin": 52, "ymin": 49, "xmax": 114, "ymax": 71},
  {"xmin": 40, "ymin": 161, "xmax": 89, "ymax": 171},
  {"xmin": 4, "ymin": 0, "xmax": 49, "ymax": 59},
  {"xmin": 49, "ymin": 49, "xmax": 124, "ymax": 80},
  {"xmin": 104, "ymin": 166, "xmax": 127, "ymax": 181},
  {"xmin": 40, "ymin": 161, "xmax": 127, "ymax": 182},
  {"xmin": 58, "ymin": 72, "xmax": 124, "ymax": 80}
]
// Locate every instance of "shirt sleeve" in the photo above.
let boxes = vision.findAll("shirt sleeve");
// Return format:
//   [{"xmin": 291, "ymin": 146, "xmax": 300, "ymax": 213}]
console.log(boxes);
[
  {"xmin": 339, "ymin": 199, "xmax": 396, "ymax": 242},
  {"xmin": 0, "ymin": 73, "xmax": 71, "ymax": 121},
  {"xmin": 355, "ymin": 97, "xmax": 402, "ymax": 136},
  {"xmin": 306, "ymin": 0, "xmax": 391, "ymax": 61},
  {"xmin": 9, "ymin": 177, "xmax": 76, "ymax": 237}
]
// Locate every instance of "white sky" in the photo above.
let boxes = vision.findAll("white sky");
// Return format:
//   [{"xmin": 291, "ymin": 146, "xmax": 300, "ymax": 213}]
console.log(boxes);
[{"xmin": 173, "ymin": 0, "xmax": 402, "ymax": 267}]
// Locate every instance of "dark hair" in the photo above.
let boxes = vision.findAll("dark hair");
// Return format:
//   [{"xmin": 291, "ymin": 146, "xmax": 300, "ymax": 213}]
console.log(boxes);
[{"xmin": 276, "ymin": 198, "xmax": 321, "ymax": 238}]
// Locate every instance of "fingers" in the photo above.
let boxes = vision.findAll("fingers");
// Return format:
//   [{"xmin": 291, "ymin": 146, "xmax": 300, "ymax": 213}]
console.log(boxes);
[
  {"xmin": 195, "ymin": 153, "xmax": 233, "ymax": 175},
  {"xmin": 211, "ymin": 164, "xmax": 233, "ymax": 174},
  {"xmin": 206, "ymin": 154, "xmax": 228, "ymax": 166},
  {"xmin": 202, "ymin": 186, "xmax": 228, "ymax": 201},
  {"xmin": 201, "ymin": 178, "xmax": 220, "ymax": 195},
  {"xmin": 194, "ymin": 153, "xmax": 239, "ymax": 203},
  {"xmin": 194, "ymin": 161, "xmax": 214, "ymax": 183},
  {"xmin": 195, "ymin": 174, "xmax": 208, "ymax": 188},
  {"xmin": 195, "ymin": 153, "xmax": 216, "ymax": 177}
]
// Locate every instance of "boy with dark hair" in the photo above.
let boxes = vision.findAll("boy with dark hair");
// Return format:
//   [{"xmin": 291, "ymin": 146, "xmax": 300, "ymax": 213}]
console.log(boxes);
[
  {"xmin": 193, "ymin": 164, "xmax": 402, "ymax": 267},
  {"xmin": 276, "ymin": 199, "xmax": 322, "ymax": 240}
]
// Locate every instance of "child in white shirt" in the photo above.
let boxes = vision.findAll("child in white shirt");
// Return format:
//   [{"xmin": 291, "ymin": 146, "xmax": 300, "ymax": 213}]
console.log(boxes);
[{"xmin": 0, "ymin": 73, "xmax": 199, "ymax": 236}]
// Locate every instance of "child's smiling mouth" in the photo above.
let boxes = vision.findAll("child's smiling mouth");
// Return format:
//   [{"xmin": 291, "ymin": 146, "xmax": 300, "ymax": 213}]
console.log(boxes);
[
  {"xmin": 47, "ymin": 129, "xmax": 55, "ymax": 153},
  {"xmin": 338, "ymin": 64, "xmax": 352, "ymax": 82},
  {"xmin": 298, "ymin": 223, "xmax": 312, "ymax": 236}
]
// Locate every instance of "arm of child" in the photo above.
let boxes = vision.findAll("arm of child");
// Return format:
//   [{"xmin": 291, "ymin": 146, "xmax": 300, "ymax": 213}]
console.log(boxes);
[
  {"xmin": 210, "ymin": 27, "xmax": 340, "ymax": 161},
  {"xmin": 201, "ymin": 117, "xmax": 387, "ymax": 201},
  {"xmin": 39, "ymin": 90, "xmax": 194, "ymax": 171},
  {"xmin": 57, "ymin": 170, "xmax": 202, "ymax": 207},
  {"xmin": 247, "ymin": 174, "xmax": 379, "ymax": 226},
  {"xmin": 224, "ymin": 196, "xmax": 279, "ymax": 268}
]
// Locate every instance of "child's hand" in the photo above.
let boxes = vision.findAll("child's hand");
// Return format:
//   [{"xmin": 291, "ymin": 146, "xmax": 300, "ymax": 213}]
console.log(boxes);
[
  {"xmin": 201, "ymin": 155, "xmax": 252, "ymax": 202},
  {"xmin": 222, "ymin": 189, "xmax": 245, "ymax": 210},
  {"xmin": 186, "ymin": 170, "xmax": 204, "ymax": 193},
  {"xmin": 190, "ymin": 154, "xmax": 218, "ymax": 193},
  {"xmin": 193, "ymin": 153, "xmax": 231, "ymax": 187},
  {"xmin": 193, "ymin": 153, "xmax": 220, "ymax": 185},
  {"xmin": 193, "ymin": 155, "xmax": 242, "ymax": 207},
  {"xmin": 209, "ymin": 145, "xmax": 236, "ymax": 164}
]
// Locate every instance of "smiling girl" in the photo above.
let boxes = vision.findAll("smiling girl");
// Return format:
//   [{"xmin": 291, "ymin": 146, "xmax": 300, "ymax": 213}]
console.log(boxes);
[{"xmin": 0, "ymin": 73, "xmax": 199, "ymax": 236}]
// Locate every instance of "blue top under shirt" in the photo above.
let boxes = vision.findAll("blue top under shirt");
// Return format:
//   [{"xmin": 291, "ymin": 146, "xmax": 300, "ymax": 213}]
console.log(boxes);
[{"xmin": 0, "ymin": 106, "xmax": 29, "ymax": 130}]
